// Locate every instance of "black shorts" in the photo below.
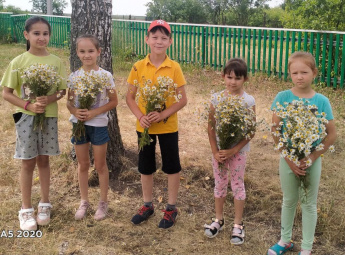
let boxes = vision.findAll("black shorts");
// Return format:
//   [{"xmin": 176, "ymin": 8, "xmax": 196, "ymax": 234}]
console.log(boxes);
[{"xmin": 137, "ymin": 131, "xmax": 181, "ymax": 175}]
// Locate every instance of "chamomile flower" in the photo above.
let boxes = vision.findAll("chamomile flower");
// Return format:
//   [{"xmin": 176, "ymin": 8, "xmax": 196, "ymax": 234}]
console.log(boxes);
[
  {"xmin": 135, "ymin": 76, "xmax": 180, "ymax": 150},
  {"xmin": 305, "ymin": 158, "xmax": 313, "ymax": 167},
  {"xmin": 68, "ymin": 69, "xmax": 111, "ymax": 141},
  {"xmin": 19, "ymin": 64, "xmax": 62, "ymax": 130},
  {"xmin": 273, "ymin": 98, "xmax": 332, "ymax": 195},
  {"xmin": 328, "ymin": 145, "xmax": 335, "ymax": 152}
]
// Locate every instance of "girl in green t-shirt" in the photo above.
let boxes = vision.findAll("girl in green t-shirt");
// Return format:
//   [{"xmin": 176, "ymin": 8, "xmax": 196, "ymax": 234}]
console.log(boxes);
[{"xmin": 1, "ymin": 16, "xmax": 66, "ymax": 231}]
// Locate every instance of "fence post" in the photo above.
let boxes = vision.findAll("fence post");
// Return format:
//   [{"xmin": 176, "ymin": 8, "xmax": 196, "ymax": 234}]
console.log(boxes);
[{"xmin": 341, "ymin": 35, "xmax": 345, "ymax": 89}]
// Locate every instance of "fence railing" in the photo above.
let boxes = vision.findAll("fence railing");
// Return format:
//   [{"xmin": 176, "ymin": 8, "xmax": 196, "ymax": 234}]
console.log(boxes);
[
  {"xmin": 0, "ymin": 12, "xmax": 12, "ymax": 42},
  {"xmin": 114, "ymin": 20, "xmax": 345, "ymax": 89},
  {"xmin": 4, "ymin": 14, "xmax": 71, "ymax": 48},
  {"xmin": 1, "ymin": 12, "xmax": 344, "ymax": 89}
]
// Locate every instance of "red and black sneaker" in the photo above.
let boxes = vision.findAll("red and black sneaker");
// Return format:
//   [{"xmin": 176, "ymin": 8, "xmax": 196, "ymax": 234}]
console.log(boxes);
[
  {"xmin": 131, "ymin": 204, "xmax": 154, "ymax": 225},
  {"xmin": 158, "ymin": 208, "xmax": 178, "ymax": 229}
]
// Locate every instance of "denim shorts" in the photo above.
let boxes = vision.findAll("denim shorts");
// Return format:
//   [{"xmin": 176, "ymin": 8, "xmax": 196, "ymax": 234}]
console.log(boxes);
[
  {"xmin": 137, "ymin": 131, "xmax": 181, "ymax": 175},
  {"xmin": 71, "ymin": 124, "xmax": 110, "ymax": 145}
]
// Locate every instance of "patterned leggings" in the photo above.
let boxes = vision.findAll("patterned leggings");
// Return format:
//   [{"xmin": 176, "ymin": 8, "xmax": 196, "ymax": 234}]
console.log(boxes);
[{"xmin": 212, "ymin": 152, "xmax": 247, "ymax": 200}]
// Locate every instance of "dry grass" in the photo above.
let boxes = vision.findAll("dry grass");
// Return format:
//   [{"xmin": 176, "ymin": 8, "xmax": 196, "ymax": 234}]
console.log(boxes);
[{"xmin": 0, "ymin": 44, "xmax": 344, "ymax": 255}]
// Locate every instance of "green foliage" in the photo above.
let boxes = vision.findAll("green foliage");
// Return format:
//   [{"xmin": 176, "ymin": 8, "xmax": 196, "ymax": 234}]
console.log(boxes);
[
  {"xmin": 201, "ymin": 0, "xmax": 230, "ymax": 24},
  {"xmin": 262, "ymin": 7, "xmax": 284, "ymax": 28},
  {"xmin": 282, "ymin": 0, "xmax": 345, "ymax": 30},
  {"xmin": 0, "ymin": 27, "xmax": 13, "ymax": 44},
  {"xmin": 247, "ymin": 6, "xmax": 284, "ymax": 28},
  {"xmin": 145, "ymin": 0, "xmax": 271, "ymax": 26},
  {"xmin": 146, "ymin": 0, "xmax": 207, "ymax": 23},
  {"xmin": 2, "ymin": 5, "xmax": 27, "ymax": 14},
  {"xmin": 30, "ymin": 0, "xmax": 68, "ymax": 15},
  {"xmin": 229, "ymin": 0, "xmax": 269, "ymax": 26}
]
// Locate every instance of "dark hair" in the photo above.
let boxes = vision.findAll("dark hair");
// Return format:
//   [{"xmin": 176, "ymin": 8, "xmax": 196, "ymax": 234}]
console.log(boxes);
[
  {"xmin": 25, "ymin": 16, "xmax": 51, "ymax": 51},
  {"xmin": 288, "ymin": 51, "xmax": 317, "ymax": 72},
  {"xmin": 223, "ymin": 58, "xmax": 248, "ymax": 78},
  {"xmin": 147, "ymin": 26, "xmax": 171, "ymax": 38},
  {"xmin": 76, "ymin": 34, "xmax": 101, "ymax": 50}
]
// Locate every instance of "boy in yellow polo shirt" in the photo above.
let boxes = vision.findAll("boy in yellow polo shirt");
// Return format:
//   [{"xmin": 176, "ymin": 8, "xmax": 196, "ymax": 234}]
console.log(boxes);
[{"xmin": 126, "ymin": 20, "xmax": 187, "ymax": 229}]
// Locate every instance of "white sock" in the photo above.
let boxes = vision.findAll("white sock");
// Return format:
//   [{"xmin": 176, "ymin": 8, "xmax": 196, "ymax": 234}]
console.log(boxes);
[{"xmin": 278, "ymin": 240, "xmax": 290, "ymax": 246}]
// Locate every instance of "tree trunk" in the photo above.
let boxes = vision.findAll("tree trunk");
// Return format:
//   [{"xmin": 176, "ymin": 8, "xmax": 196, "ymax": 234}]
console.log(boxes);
[{"xmin": 70, "ymin": 0, "xmax": 124, "ymax": 177}]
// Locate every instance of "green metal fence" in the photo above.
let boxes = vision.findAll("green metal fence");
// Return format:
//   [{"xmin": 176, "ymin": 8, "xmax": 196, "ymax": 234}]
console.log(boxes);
[
  {"xmin": 1, "ymin": 12, "xmax": 344, "ymax": 89},
  {"xmin": 7, "ymin": 14, "xmax": 71, "ymax": 48},
  {"xmin": 114, "ymin": 20, "xmax": 345, "ymax": 89},
  {"xmin": 0, "ymin": 12, "xmax": 13, "ymax": 42}
]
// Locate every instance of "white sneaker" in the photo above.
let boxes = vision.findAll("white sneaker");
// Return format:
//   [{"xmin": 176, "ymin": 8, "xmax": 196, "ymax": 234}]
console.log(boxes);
[
  {"xmin": 36, "ymin": 202, "xmax": 52, "ymax": 225},
  {"xmin": 19, "ymin": 208, "xmax": 37, "ymax": 231}
]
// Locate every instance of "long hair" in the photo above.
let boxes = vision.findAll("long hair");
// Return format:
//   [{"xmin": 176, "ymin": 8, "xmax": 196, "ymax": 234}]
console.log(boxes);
[{"xmin": 25, "ymin": 16, "xmax": 51, "ymax": 51}]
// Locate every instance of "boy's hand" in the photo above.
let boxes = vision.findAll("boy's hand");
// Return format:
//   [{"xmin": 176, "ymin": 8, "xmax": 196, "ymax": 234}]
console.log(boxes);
[
  {"xmin": 147, "ymin": 111, "xmax": 164, "ymax": 123},
  {"xmin": 139, "ymin": 115, "xmax": 151, "ymax": 128},
  {"xmin": 219, "ymin": 148, "xmax": 237, "ymax": 161},
  {"xmin": 36, "ymin": 96, "xmax": 48, "ymax": 107},
  {"xmin": 75, "ymin": 109, "xmax": 88, "ymax": 122}
]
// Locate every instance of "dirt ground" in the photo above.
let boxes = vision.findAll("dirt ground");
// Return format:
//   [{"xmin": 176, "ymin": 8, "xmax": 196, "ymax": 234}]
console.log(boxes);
[{"xmin": 0, "ymin": 45, "xmax": 344, "ymax": 255}]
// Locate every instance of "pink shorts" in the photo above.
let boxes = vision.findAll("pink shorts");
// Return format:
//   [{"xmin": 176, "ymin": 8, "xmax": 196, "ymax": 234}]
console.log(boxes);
[{"xmin": 212, "ymin": 151, "xmax": 247, "ymax": 200}]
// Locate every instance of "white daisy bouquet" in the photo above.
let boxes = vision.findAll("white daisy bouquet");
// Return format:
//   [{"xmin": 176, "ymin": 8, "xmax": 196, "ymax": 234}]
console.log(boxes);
[
  {"xmin": 272, "ymin": 99, "xmax": 335, "ymax": 197},
  {"xmin": 135, "ymin": 76, "xmax": 181, "ymax": 151},
  {"xmin": 20, "ymin": 63, "xmax": 62, "ymax": 130},
  {"xmin": 212, "ymin": 92, "xmax": 256, "ymax": 152},
  {"xmin": 68, "ymin": 70, "xmax": 111, "ymax": 141}
]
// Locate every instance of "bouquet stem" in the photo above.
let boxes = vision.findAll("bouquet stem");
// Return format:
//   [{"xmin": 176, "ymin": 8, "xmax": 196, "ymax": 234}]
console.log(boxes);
[
  {"xmin": 298, "ymin": 170, "xmax": 310, "ymax": 203},
  {"xmin": 139, "ymin": 128, "xmax": 152, "ymax": 151},
  {"xmin": 72, "ymin": 120, "xmax": 86, "ymax": 142},
  {"xmin": 34, "ymin": 112, "xmax": 46, "ymax": 131},
  {"xmin": 218, "ymin": 162, "xmax": 226, "ymax": 172}
]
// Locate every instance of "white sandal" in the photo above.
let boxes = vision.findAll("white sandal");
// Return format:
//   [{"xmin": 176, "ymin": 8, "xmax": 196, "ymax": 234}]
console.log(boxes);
[
  {"xmin": 230, "ymin": 223, "xmax": 245, "ymax": 245},
  {"xmin": 204, "ymin": 218, "xmax": 224, "ymax": 238}
]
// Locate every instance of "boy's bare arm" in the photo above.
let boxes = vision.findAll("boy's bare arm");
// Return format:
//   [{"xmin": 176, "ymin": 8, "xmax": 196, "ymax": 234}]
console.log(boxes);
[{"xmin": 126, "ymin": 83, "xmax": 150, "ymax": 128}]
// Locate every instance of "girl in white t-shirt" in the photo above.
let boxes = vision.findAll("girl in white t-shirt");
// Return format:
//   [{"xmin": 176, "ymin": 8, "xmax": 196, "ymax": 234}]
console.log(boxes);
[
  {"xmin": 67, "ymin": 34, "xmax": 118, "ymax": 221},
  {"xmin": 204, "ymin": 58, "xmax": 256, "ymax": 245}
]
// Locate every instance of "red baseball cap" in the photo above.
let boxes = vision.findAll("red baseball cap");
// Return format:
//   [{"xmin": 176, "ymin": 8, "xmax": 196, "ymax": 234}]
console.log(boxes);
[{"xmin": 148, "ymin": 20, "xmax": 171, "ymax": 34}]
